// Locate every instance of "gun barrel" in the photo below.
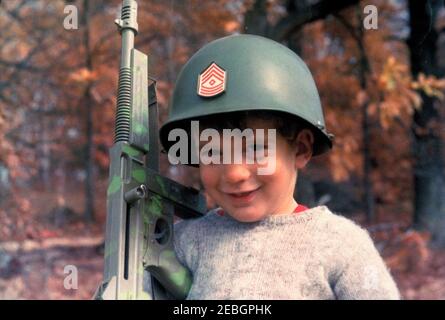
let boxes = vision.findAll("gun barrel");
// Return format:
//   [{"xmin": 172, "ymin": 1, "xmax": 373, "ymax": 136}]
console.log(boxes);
[
  {"xmin": 114, "ymin": 0, "xmax": 139, "ymax": 143},
  {"xmin": 116, "ymin": 0, "xmax": 138, "ymax": 68},
  {"xmin": 120, "ymin": 31, "xmax": 134, "ymax": 68}
]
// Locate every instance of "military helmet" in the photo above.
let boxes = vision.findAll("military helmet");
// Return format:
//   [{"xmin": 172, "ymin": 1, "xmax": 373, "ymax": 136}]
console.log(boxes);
[{"xmin": 159, "ymin": 34, "xmax": 334, "ymax": 164}]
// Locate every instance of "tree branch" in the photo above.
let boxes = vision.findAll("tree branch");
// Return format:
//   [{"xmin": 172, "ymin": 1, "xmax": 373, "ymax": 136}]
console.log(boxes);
[
  {"xmin": 270, "ymin": 0, "xmax": 360, "ymax": 41},
  {"xmin": 332, "ymin": 12, "xmax": 360, "ymax": 43}
]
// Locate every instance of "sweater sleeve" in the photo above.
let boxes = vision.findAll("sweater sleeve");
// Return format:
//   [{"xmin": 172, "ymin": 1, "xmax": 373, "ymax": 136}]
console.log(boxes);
[
  {"xmin": 173, "ymin": 218, "xmax": 199, "ymax": 273},
  {"xmin": 332, "ymin": 225, "xmax": 401, "ymax": 300}
]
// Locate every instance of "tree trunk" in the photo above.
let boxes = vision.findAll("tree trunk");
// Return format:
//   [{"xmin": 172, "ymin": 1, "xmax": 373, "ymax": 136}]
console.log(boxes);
[
  {"xmin": 82, "ymin": 0, "xmax": 95, "ymax": 222},
  {"xmin": 41, "ymin": 107, "xmax": 51, "ymax": 190},
  {"xmin": 407, "ymin": 0, "xmax": 445, "ymax": 246},
  {"xmin": 243, "ymin": 0, "xmax": 269, "ymax": 36},
  {"xmin": 355, "ymin": 6, "xmax": 375, "ymax": 223},
  {"xmin": 322, "ymin": 5, "xmax": 376, "ymax": 222}
]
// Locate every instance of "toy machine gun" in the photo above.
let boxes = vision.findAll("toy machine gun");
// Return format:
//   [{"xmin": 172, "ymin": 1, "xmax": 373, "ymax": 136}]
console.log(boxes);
[{"xmin": 94, "ymin": 0, "xmax": 206, "ymax": 300}]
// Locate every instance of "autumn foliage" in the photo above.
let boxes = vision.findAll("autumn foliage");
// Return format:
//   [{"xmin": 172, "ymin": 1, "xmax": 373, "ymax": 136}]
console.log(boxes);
[{"xmin": 0, "ymin": 0, "xmax": 445, "ymax": 299}]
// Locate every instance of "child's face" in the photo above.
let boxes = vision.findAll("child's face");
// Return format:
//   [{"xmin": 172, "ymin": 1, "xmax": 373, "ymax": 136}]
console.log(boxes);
[{"xmin": 198, "ymin": 117, "xmax": 313, "ymax": 222}]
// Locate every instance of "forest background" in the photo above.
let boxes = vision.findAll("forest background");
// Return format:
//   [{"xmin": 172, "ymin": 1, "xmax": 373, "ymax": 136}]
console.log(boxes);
[{"xmin": 1, "ymin": 0, "xmax": 445, "ymax": 299}]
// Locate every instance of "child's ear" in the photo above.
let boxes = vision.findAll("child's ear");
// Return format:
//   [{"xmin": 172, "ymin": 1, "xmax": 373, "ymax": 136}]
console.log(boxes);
[{"xmin": 294, "ymin": 129, "xmax": 314, "ymax": 169}]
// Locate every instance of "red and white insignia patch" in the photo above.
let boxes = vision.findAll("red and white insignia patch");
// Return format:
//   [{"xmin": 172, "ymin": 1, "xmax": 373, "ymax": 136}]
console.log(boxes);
[{"xmin": 197, "ymin": 62, "xmax": 226, "ymax": 98}]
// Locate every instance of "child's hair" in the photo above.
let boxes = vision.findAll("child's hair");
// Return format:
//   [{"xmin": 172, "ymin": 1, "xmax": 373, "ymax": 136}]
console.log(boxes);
[{"xmin": 196, "ymin": 110, "xmax": 311, "ymax": 146}]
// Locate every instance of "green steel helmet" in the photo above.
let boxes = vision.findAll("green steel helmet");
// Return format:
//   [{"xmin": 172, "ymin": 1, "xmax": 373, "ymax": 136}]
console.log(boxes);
[{"xmin": 159, "ymin": 34, "xmax": 334, "ymax": 163}]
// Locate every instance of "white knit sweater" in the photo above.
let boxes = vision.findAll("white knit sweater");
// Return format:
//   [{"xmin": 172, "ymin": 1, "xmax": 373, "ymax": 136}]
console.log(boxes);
[{"xmin": 173, "ymin": 205, "xmax": 401, "ymax": 300}]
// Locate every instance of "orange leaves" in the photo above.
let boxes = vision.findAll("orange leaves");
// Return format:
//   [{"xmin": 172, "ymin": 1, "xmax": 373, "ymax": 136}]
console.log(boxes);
[
  {"xmin": 320, "ymin": 94, "xmax": 363, "ymax": 182},
  {"xmin": 17, "ymin": 198, "xmax": 31, "ymax": 215},
  {"xmin": 224, "ymin": 21, "xmax": 240, "ymax": 33},
  {"xmin": 378, "ymin": 56, "xmax": 409, "ymax": 91},
  {"xmin": 384, "ymin": 230, "xmax": 431, "ymax": 274},
  {"xmin": 356, "ymin": 90, "xmax": 369, "ymax": 106},
  {"xmin": 328, "ymin": 130, "xmax": 362, "ymax": 182},
  {"xmin": 411, "ymin": 73, "xmax": 445, "ymax": 100},
  {"xmin": 379, "ymin": 100, "xmax": 409, "ymax": 130},
  {"xmin": 405, "ymin": 89, "xmax": 422, "ymax": 111},
  {"xmin": 376, "ymin": 56, "xmax": 422, "ymax": 129},
  {"xmin": 69, "ymin": 68, "xmax": 98, "ymax": 84},
  {"xmin": 375, "ymin": 57, "xmax": 445, "ymax": 130}
]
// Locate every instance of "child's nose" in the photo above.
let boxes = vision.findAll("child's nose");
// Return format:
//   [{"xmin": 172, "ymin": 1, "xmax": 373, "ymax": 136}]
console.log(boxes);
[{"xmin": 222, "ymin": 163, "xmax": 252, "ymax": 184}]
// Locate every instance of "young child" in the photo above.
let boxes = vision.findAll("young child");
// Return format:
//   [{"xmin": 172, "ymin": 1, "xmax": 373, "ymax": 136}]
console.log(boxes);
[{"xmin": 159, "ymin": 34, "xmax": 401, "ymax": 300}]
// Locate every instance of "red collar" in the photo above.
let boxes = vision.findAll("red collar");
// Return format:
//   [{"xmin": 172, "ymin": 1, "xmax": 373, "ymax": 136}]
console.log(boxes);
[
  {"xmin": 216, "ymin": 204, "xmax": 308, "ymax": 217},
  {"xmin": 294, "ymin": 204, "xmax": 308, "ymax": 214}
]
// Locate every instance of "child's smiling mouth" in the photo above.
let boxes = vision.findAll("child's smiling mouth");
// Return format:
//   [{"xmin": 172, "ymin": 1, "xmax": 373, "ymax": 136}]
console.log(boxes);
[{"xmin": 223, "ymin": 187, "xmax": 261, "ymax": 204}]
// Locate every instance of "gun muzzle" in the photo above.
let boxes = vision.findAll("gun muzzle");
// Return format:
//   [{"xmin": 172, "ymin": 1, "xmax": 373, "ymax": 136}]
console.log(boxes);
[{"xmin": 115, "ymin": 0, "xmax": 139, "ymax": 34}]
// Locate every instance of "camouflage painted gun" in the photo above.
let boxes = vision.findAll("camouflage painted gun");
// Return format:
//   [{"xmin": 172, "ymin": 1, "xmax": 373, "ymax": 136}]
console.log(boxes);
[{"xmin": 94, "ymin": 0, "xmax": 206, "ymax": 300}]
